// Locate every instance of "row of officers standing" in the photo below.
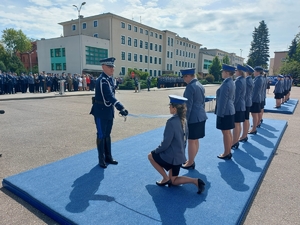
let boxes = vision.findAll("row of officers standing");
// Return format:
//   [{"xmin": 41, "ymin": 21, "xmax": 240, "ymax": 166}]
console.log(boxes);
[
  {"xmin": 0, "ymin": 70, "xmax": 97, "ymax": 94},
  {"xmin": 215, "ymin": 64, "xmax": 292, "ymax": 159}
]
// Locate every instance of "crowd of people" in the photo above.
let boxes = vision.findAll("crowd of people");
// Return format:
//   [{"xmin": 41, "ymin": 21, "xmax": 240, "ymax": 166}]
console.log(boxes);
[{"xmin": 0, "ymin": 70, "xmax": 99, "ymax": 95}]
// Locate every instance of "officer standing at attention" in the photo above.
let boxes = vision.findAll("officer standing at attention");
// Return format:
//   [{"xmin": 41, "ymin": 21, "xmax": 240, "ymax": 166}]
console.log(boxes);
[
  {"xmin": 215, "ymin": 64, "xmax": 236, "ymax": 160},
  {"xmin": 90, "ymin": 57, "xmax": 128, "ymax": 168},
  {"xmin": 180, "ymin": 68, "xmax": 207, "ymax": 169},
  {"xmin": 248, "ymin": 66, "xmax": 264, "ymax": 134}
]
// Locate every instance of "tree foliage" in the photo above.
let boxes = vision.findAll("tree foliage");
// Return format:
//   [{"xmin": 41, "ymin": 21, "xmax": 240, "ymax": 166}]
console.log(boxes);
[
  {"xmin": 247, "ymin": 20, "xmax": 270, "ymax": 68},
  {"xmin": 1, "ymin": 28, "xmax": 32, "ymax": 55},
  {"xmin": 288, "ymin": 38, "xmax": 298, "ymax": 60},
  {"xmin": 222, "ymin": 55, "xmax": 230, "ymax": 64},
  {"xmin": 209, "ymin": 56, "xmax": 222, "ymax": 81}
]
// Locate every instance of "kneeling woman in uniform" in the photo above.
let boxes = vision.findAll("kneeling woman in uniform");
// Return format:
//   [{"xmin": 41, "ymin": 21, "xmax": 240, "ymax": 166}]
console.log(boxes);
[
  {"xmin": 215, "ymin": 64, "xmax": 236, "ymax": 160},
  {"xmin": 148, "ymin": 95, "xmax": 205, "ymax": 194}
]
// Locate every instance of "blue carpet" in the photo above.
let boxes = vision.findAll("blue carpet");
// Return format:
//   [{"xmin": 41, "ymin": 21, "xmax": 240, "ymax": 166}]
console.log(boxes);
[
  {"xmin": 3, "ymin": 114, "xmax": 287, "ymax": 225},
  {"xmin": 264, "ymin": 97, "xmax": 298, "ymax": 114}
]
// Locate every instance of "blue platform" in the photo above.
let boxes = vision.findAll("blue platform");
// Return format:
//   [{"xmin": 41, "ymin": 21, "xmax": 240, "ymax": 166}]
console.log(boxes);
[
  {"xmin": 264, "ymin": 98, "xmax": 298, "ymax": 114},
  {"xmin": 2, "ymin": 114, "xmax": 287, "ymax": 225}
]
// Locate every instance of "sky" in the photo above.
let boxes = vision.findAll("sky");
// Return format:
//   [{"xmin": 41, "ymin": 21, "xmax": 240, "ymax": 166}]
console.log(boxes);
[{"xmin": 0, "ymin": 0, "xmax": 300, "ymax": 63}]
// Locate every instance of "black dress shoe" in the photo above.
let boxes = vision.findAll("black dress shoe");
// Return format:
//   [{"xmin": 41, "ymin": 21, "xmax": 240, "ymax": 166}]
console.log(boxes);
[
  {"xmin": 156, "ymin": 180, "xmax": 171, "ymax": 187},
  {"xmin": 239, "ymin": 137, "xmax": 248, "ymax": 142},
  {"xmin": 248, "ymin": 130, "xmax": 257, "ymax": 135},
  {"xmin": 181, "ymin": 162, "xmax": 195, "ymax": 170},
  {"xmin": 217, "ymin": 153, "xmax": 232, "ymax": 160},
  {"xmin": 105, "ymin": 159, "xmax": 118, "ymax": 165},
  {"xmin": 231, "ymin": 142, "xmax": 239, "ymax": 149},
  {"xmin": 99, "ymin": 163, "xmax": 107, "ymax": 168},
  {"xmin": 197, "ymin": 179, "xmax": 205, "ymax": 194}
]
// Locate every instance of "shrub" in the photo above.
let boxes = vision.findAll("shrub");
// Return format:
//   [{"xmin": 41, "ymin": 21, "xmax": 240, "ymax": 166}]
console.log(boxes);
[{"xmin": 205, "ymin": 74, "xmax": 215, "ymax": 83}]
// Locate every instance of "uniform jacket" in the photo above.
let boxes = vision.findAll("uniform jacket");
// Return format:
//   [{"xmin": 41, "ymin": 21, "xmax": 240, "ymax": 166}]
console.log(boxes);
[
  {"xmin": 216, "ymin": 77, "xmax": 235, "ymax": 117},
  {"xmin": 183, "ymin": 79, "xmax": 207, "ymax": 124},
  {"xmin": 252, "ymin": 75, "xmax": 263, "ymax": 103},
  {"xmin": 260, "ymin": 76, "xmax": 267, "ymax": 102},
  {"xmin": 234, "ymin": 76, "xmax": 246, "ymax": 111},
  {"xmin": 90, "ymin": 72, "xmax": 118, "ymax": 120},
  {"xmin": 245, "ymin": 76, "xmax": 254, "ymax": 107},
  {"xmin": 274, "ymin": 80, "xmax": 282, "ymax": 94},
  {"xmin": 155, "ymin": 114, "xmax": 187, "ymax": 165}
]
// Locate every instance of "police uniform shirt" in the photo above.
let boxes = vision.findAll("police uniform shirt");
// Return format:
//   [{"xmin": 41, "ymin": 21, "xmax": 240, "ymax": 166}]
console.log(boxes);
[
  {"xmin": 234, "ymin": 76, "xmax": 246, "ymax": 111},
  {"xmin": 155, "ymin": 114, "xmax": 187, "ymax": 165},
  {"xmin": 274, "ymin": 80, "xmax": 281, "ymax": 93},
  {"xmin": 252, "ymin": 75, "xmax": 263, "ymax": 103},
  {"xmin": 245, "ymin": 76, "xmax": 254, "ymax": 107},
  {"xmin": 183, "ymin": 79, "xmax": 207, "ymax": 123},
  {"xmin": 216, "ymin": 77, "xmax": 235, "ymax": 117},
  {"xmin": 90, "ymin": 72, "xmax": 119, "ymax": 120}
]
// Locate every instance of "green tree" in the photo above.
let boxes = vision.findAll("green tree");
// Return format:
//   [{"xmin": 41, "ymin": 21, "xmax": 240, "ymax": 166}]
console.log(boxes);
[
  {"xmin": 247, "ymin": 20, "xmax": 270, "ymax": 68},
  {"xmin": 209, "ymin": 56, "xmax": 222, "ymax": 81},
  {"xmin": 222, "ymin": 55, "xmax": 230, "ymax": 64},
  {"xmin": 288, "ymin": 38, "xmax": 298, "ymax": 60},
  {"xmin": 1, "ymin": 28, "xmax": 32, "ymax": 55}
]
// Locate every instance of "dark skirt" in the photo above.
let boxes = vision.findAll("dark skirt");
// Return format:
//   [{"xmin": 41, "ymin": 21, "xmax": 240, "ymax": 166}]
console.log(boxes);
[
  {"xmin": 188, "ymin": 120, "xmax": 206, "ymax": 140},
  {"xmin": 244, "ymin": 107, "xmax": 250, "ymax": 120},
  {"xmin": 250, "ymin": 102, "xmax": 261, "ymax": 113},
  {"xmin": 216, "ymin": 114, "xmax": 235, "ymax": 130},
  {"xmin": 151, "ymin": 151, "xmax": 181, "ymax": 176},
  {"xmin": 234, "ymin": 111, "xmax": 245, "ymax": 123}
]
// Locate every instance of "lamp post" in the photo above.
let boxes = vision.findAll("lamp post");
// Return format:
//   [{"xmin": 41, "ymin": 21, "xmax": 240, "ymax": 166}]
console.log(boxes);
[
  {"xmin": 240, "ymin": 49, "xmax": 243, "ymax": 57},
  {"xmin": 73, "ymin": 2, "xmax": 86, "ymax": 75}
]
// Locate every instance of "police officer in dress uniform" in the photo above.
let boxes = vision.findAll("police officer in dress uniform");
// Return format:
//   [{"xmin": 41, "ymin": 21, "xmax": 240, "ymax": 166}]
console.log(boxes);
[
  {"xmin": 274, "ymin": 75, "xmax": 284, "ymax": 108},
  {"xmin": 180, "ymin": 68, "xmax": 207, "ymax": 170},
  {"xmin": 239, "ymin": 65, "xmax": 254, "ymax": 142},
  {"xmin": 231, "ymin": 64, "xmax": 247, "ymax": 149},
  {"xmin": 248, "ymin": 66, "xmax": 264, "ymax": 134},
  {"xmin": 90, "ymin": 57, "xmax": 128, "ymax": 168},
  {"xmin": 215, "ymin": 64, "xmax": 236, "ymax": 160}
]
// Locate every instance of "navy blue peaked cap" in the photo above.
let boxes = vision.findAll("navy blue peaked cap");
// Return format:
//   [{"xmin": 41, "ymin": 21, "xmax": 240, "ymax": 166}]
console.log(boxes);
[
  {"xmin": 236, "ymin": 64, "xmax": 248, "ymax": 72},
  {"xmin": 169, "ymin": 95, "xmax": 188, "ymax": 104},
  {"xmin": 221, "ymin": 64, "xmax": 236, "ymax": 72},
  {"xmin": 100, "ymin": 57, "xmax": 116, "ymax": 67},
  {"xmin": 180, "ymin": 68, "xmax": 195, "ymax": 76},
  {"xmin": 254, "ymin": 66, "xmax": 264, "ymax": 71},
  {"xmin": 245, "ymin": 65, "xmax": 254, "ymax": 73}
]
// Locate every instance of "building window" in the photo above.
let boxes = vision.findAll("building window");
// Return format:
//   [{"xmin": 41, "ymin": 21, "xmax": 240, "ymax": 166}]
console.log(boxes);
[
  {"xmin": 93, "ymin": 20, "xmax": 98, "ymax": 27},
  {"xmin": 121, "ymin": 22, "xmax": 125, "ymax": 28},
  {"xmin": 63, "ymin": 63, "xmax": 66, "ymax": 70},
  {"xmin": 167, "ymin": 51, "xmax": 169, "ymax": 58},
  {"xmin": 158, "ymin": 70, "xmax": 161, "ymax": 76},
  {"xmin": 55, "ymin": 48, "xmax": 61, "ymax": 57},
  {"xmin": 167, "ymin": 64, "xmax": 169, "ymax": 70},
  {"xmin": 134, "ymin": 26, "xmax": 137, "ymax": 32},
  {"xmin": 82, "ymin": 22, "xmax": 87, "ymax": 29},
  {"xmin": 176, "ymin": 49, "xmax": 178, "ymax": 55},
  {"xmin": 121, "ymin": 67, "xmax": 126, "ymax": 75},
  {"xmin": 134, "ymin": 54, "xmax": 137, "ymax": 62},
  {"xmin": 154, "ymin": 70, "xmax": 157, "ymax": 76},
  {"xmin": 121, "ymin": 35, "xmax": 125, "ymax": 44},
  {"xmin": 154, "ymin": 57, "xmax": 157, "ymax": 64},
  {"xmin": 72, "ymin": 24, "xmax": 76, "ymax": 31},
  {"xmin": 145, "ymin": 55, "xmax": 148, "ymax": 63},
  {"xmin": 140, "ymin": 28, "xmax": 143, "ymax": 34},
  {"xmin": 155, "ymin": 33, "xmax": 158, "ymax": 38},
  {"xmin": 121, "ymin": 51, "xmax": 125, "ymax": 60},
  {"xmin": 139, "ymin": 54, "xmax": 143, "ymax": 62},
  {"xmin": 168, "ymin": 37, "xmax": 170, "ymax": 46},
  {"xmin": 145, "ymin": 30, "xmax": 148, "ymax": 35},
  {"xmin": 51, "ymin": 63, "xmax": 54, "ymax": 70},
  {"xmin": 128, "ymin": 37, "xmax": 131, "ymax": 46},
  {"xmin": 50, "ymin": 49, "xmax": 54, "ymax": 57},
  {"xmin": 56, "ymin": 63, "xmax": 62, "ymax": 70},
  {"xmin": 150, "ymin": 43, "xmax": 153, "ymax": 50},
  {"xmin": 128, "ymin": 53, "xmax": 131, "ymax": 61},
  {"xmin": 145, "ymin": 42, "xmax": 148, "ymax": 49},
  {"xmin": 176, "ymin": 60, "xmax": 178, "ymax": 66},
  {"xmin": 170, "ymin": 52, "xmax": 173, "ymax": 58},
  {"xmin": 150, "ymin": 31, "xmax": 153, "ymax": 36},
  {"xmin": 134, "ymin": 39, "xmax": 137, "ymax": 47},
  {"xmin": 150, "ymin": 70, "xmax": 152, "ymax": 76},
  {"xmin": 93, "ymin": 33, "xmax": 98, "ymax": 38},
  {"xmin": 159, "ymin": 34, "xmax": 162, "ymax": 39},
  {"xmin": 171, "ymin": 38, "xmax": 173, "ymax": 46},
  {"xmin": 159, "ymin": 58, "xmax": 161, "ymax": 64},
  {"xmin": 150, "ymin": 56, "xmax": 153, "ymax": 63},
  {"xmin": 85, "ymin": 46, "xmax": 108, "ymax": 65},
  {"xmin": 159, "ymin": 45, "xmax": 162, "ymax": 52},
  {"xmin": 62, "ymin": 48, "xmax": 65, "ymax": 57},
  {"xmin": 128, "ymin": 24, "xmax": 131, "ymax": 30},
  {"xmin": 155, "ymin": 44, "xmax": 157, "ymax": 51},
  {"xmin": 140, "ymin": 40, "xmax": 143, "ymax": 48}
]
